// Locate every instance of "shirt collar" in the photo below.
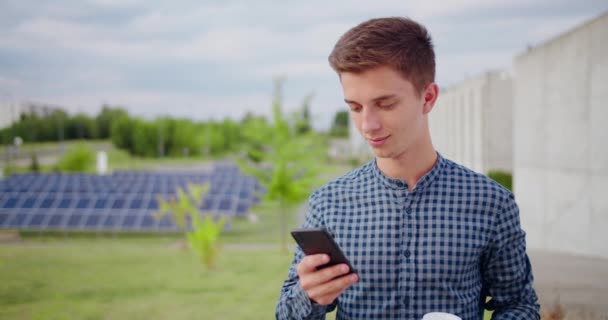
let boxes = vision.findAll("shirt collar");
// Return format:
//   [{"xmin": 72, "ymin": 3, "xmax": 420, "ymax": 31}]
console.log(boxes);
[{"xmin": 371, "ymin": 152, "xmax": 446, "ymax": 192}]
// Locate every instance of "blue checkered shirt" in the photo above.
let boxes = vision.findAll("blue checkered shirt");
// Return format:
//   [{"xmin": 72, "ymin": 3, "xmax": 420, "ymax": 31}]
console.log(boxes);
[{"xmin": 276, "ymin": 153, "xmax": 539, "ymax": 320}]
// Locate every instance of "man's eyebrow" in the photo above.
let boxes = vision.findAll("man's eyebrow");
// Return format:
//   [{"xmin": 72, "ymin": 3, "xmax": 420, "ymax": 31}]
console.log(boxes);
[
  {"xmin": 371, "ymin": 94, "xmax": 397, "ymax": 102},
  {"xmin": 344, "ymin": 94, "xmax": 397, "ymax": 105}
]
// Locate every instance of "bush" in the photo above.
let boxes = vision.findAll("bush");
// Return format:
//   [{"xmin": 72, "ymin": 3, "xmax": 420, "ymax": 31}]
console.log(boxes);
[
  {"xmin": 56, "ymin": 144, "xmax": 95, "ymax": 173},
  {"xmin": 487, "ymin": 170, "xmax": 512, "ymax": 191},
  {"xmin": 30, "ymin": 153, "xmax": 40, "ymax": 173}
]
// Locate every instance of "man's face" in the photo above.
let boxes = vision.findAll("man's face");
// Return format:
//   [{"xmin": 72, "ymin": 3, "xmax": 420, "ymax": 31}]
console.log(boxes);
[{"xmin": 341, "ymin": 65, "xmax": 434, "ymax": 159}]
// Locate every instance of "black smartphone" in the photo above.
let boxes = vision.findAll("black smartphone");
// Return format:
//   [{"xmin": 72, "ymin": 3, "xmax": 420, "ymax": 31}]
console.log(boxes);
[{"xmin": 290, "ymin": 227, "xmax": 356, "ymax": 275}]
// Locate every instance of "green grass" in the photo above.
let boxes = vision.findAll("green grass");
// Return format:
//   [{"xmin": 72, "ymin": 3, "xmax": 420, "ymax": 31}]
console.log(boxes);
[
  {"xmin": 4, "ymin": 139, "xmax": 110, "ymax": 153},
  {"xmin": 0, "ymin": 239, "xmax": 292, "ymax": 320}
]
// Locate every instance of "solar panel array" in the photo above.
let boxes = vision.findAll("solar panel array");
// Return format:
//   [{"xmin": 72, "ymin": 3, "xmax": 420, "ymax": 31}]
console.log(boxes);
[{"xmin": 0, "ymin": 163, "xmax": 263, "ymax": 233}]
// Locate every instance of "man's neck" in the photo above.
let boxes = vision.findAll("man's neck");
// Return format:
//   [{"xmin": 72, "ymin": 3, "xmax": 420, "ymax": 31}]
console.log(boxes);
[{"xmin": 376, "ymin": 142, "xmax": 438, "ymax": 192}]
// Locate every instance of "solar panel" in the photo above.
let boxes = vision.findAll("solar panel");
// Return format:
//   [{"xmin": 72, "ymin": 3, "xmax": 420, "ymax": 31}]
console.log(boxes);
[
  {"xmin": 41, "ymin": 197, "xmax": 56, "ymax": 208},
  {"xmin": 236, "ymin": 203, "xmax": 248, "ymax": 216},
  {"xmin": 147, "ymin": 198, "xmax": 159, "ymax": 210},
  {"xmin": 102, "ymin": 215, "xmax": 120, "ymax": 229},
  {"xmin": 140, "ymin": 215, "xmax": 156, "ymax": 229},
  {"xmin": 58, "ymin": 197, "xmax": 73, "ymax": 209},
  {"xmin": 0, "ymin": 166, "xmax": 262, "ymax": 233},
  {"xmin": 84, "ymin": 214, "xmax": 101, "ymax": 228},
  {"xmin": 3, "ymin": 197, "xmax": 18, "ymax": 209},
  {"xmin": 8, "ymin": 210, "xmax": 29, "ymax": 228},
  {"xmin": 129, "ymin": 198, "xmax": 143, "ymax": 209},
  {"xmin": 112, "ymin": 198, "xmax": 126, "ymax": 209},
  {"xmin": 66, "ymin": 213, "xmax": 84, "ymax": 228},
  {"xmin": 218, "ymin": 198, "xmax": 232, "ymax": 211},
  {"xmin": 28, "ymin": 213, "xmax": 47, "ymax": 227},
  {"xmin": 76, "ymin": 198, "xmax": 91, "ymax": 209},
  {"xmin": 121, "ymin": 214, "xmax": 139, "ymax": 229},
  {"xmin": 47, "ymin": 213, "xmax": 64, "ymax": 228},
  {"xmin": 0, "ymin": 212, "xmax": 12, "ymax": 227},
  {"xmin": 94, "ymin": 197, "xmax": 109, "ymax": 209}
]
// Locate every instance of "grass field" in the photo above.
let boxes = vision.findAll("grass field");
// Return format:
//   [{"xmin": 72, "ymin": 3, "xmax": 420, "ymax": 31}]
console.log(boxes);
[
  {"xmin": 0, "ymin": 237, "xmax": 491, "ymax": 320},
  {"xmin": 0, "ymin": 239, "xmax": 292, "ymax": 320}
]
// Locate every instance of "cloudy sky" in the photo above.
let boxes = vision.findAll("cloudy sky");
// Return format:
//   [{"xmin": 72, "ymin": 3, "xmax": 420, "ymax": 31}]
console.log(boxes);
[{"xmin": 0, "ymin": 1, "xmax": 606, "ymax": 130}]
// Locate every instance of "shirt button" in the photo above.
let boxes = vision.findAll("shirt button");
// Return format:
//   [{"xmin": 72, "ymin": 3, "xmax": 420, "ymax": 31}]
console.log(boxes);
[
  {"xmin": 404, "ymin": 250, "xmax": 411, "ymax": 258},
  {"xmin": 405, "ymin": 207, "xmax": 412, "ymax": 214}
]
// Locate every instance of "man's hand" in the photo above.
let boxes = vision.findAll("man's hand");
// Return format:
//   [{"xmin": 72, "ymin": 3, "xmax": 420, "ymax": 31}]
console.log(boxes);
[{"xmin": 297, "ymin": 254, "xmax": 359, "ymax": 306}]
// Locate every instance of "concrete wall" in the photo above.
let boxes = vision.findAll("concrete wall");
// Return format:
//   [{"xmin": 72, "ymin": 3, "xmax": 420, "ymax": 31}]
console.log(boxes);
[
  {"xmin": 514, "ymin": 13, "xmax": 608, "ymax": 258},
  {"xmin": 0, "ymin": 101, "xmax": 22, "ymax": 130},
  {"xmin": 430, "ymin": 70, "xmax": 513, "ymax": 174}
]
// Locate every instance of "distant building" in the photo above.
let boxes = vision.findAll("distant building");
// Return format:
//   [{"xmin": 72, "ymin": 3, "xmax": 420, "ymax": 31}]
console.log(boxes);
[
  {"xmin": 514, "ymin": 12, "xmax": 608, "ymax": 258},
  {"xmin": 0, "ymin": 101, "xmax": 59, "ymax": 129},
  {"xmin": 0, "ymin": 101, "xmax": 22, "ymax": 129},
  {"xmin": 430, "ymin": 70, "xmax": 513, "ymax": 174}
]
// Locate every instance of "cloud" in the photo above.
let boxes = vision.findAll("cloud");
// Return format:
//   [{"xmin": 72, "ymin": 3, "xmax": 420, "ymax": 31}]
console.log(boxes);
[
  {"xmin": 29, "ymin": 90, "xmax": 272, "ymax": 120},
  {"xmin": 1, "ymin": 0, "xmax": 607, "ymax": 129},
  {"xmin": 0, "ymin": 76, "xmax": 22, "ymax": 91}
]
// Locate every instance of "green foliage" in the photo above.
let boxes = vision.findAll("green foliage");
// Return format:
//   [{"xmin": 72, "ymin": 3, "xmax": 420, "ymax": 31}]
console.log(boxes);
[
  {"xmin": 110, "ymin": 115, "xmax": 136, "ymax": 152},
  {"xmin": 330, "ymin": 110, "xmax": 349, "ymax": 137},
  {"xmin": 154, "ymin": 183, "xmax": 225, "ymax": 269},
  {"xmin": 487, "ymin": 170, "xmax": 513, "ymax": 191},
  {"xmin": 29, "ymin": 153, "xmax": 40, "ymax": 173},
  {"xmin": 154, "ymin": 183, "xmax": 210, "ymax": 230},
  {"xmin": 132, "ymin": 120, "xmax": 161, "ymax": 157},
  {"xmin": 238, "ymin": 79, "xmax": 324, "ymax": 252},
  {"xmin": 55, "ymin": 144, "xmax": 95, "ymax": 173},
  {"xmin": 0, "ymin": 106, "xmax": 106, "ymax": 143},
  {"xmin": 96, "ymin": 105, "xmax": 128, "ymax": 139},
  {"xmin": 66, "ymin": 114, "xmax": 99, "ymax": 140},
  {"xmin": 294, "ymin": 93, "xmax": 313, "ymax": 135},
  {"xmin": 187, "ymin": 214, "xmax": 226, "ymax": 269}
]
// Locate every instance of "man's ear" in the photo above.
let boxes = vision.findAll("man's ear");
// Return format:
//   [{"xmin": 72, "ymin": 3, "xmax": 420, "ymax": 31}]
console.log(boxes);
[{"xmin": 422, "ymin": 83, "xmax": 439, "ymax": 114}]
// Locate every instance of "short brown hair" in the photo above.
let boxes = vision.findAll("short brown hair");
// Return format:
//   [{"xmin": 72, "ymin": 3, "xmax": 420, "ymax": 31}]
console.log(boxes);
[{"xmin": 328, "ymin": 17, "xmax": 435, "ymax": 94}]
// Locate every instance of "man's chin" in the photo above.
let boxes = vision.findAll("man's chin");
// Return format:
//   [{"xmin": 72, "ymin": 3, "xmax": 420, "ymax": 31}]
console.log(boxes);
[{"xmin": 371, "ymin": 149, "xmax": 392, "ymax": 158}]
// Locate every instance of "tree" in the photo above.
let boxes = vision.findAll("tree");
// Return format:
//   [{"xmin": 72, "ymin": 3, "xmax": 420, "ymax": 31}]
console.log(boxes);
[
  {"xmin": 330, "ymin": 110, "xmax": 349, "ymax": 137},
  {"xmin": 96, "ymin": 105, "xmax": 128, "ymax": 139},
  {"xmin": 238, "ymin": 79, "xmax": 324, "ymax": 253},
  {"xmin": 294, "ymin": 93, "xmax": 313, "ymax": 135}
]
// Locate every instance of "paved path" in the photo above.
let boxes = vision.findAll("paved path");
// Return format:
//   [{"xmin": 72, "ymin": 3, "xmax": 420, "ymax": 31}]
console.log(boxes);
[{"xmin": 529, "ymin": 249, "xmax": 608, "ymax": 315}]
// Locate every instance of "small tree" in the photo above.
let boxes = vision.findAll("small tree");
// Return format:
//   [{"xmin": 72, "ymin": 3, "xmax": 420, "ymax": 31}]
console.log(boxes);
[
  {"xmin": 30, "ymin": 153, "xmax": 40, "ymax": 173},
  {"xmin": 154, "ymin": 183, "xmax": 226, "ymax": 269},
  {"xmin": 238, "ymin": 79, "xmax": 324, "ymax": 253}
]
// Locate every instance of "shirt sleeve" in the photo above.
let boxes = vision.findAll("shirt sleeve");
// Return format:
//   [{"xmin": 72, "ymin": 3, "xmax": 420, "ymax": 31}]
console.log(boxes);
[
  {"xmin": 482, "ymin": 193, "xmax": 540, "ymax": 320},
  {"xmin": 275, "ymin": 192, "xmax": 338, "ymax": 320}
]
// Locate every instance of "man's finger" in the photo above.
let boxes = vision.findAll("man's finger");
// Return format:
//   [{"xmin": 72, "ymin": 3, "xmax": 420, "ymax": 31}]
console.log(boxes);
[
  {"xmin": 297, "ymin": 254, "xmax": 329, "ymax": 274},
  {"xmin": 307, "ymin": 273, "xmax": 359, "ymax": 304},
  {"xmin": 300, "ymin": 263, "xmax": 351, "ymax": 290}
]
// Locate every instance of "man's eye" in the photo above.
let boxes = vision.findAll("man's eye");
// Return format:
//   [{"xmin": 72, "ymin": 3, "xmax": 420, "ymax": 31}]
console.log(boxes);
[
  {"xmin": 348, "ymin": 104, "xmax": 362, "ymax": 112},
  {"xmin": 379, "ymin": 103, "xmax": 396, "ymax": 109}
]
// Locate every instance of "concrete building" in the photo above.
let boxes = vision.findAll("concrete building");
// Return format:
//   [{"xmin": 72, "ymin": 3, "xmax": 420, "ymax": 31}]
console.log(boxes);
[
  {"xmin": 0, "ymin": 100, "xmax": 22, "ymax": 129},
  {"xmin": 514, "ymin": 13, "xmax": 608, "ymax": 258},
  {"xmin": 430, "ymin": 70, "xmax": 513, "ymax": 174},
  {"xmin": 0, "ymin": 101, "xmax": 58, "ymax": 130}
]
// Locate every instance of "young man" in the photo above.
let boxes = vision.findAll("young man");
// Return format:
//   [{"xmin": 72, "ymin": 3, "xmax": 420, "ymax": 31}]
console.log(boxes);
[{"xmin": 276, "ymin": 17, "xmax": 539, "ymax": 320}]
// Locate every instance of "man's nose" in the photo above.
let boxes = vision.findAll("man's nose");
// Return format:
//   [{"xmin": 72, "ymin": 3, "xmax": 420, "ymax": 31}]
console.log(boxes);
[{"xmin": 361, "ymin": 108, "xmax": 381, "ymax": 134}]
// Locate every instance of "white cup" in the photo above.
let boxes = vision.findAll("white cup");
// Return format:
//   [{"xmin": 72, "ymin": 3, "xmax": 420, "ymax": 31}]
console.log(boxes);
[{"xmin": 422, "ymin": 312, "xmax": 462, "ymax": 320}]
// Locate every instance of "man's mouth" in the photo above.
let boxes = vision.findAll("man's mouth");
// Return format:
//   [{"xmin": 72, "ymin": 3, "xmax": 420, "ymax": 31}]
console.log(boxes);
[{"xmin": 368, "ymin": 135, "xmax": 390, "ymax": 146}]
